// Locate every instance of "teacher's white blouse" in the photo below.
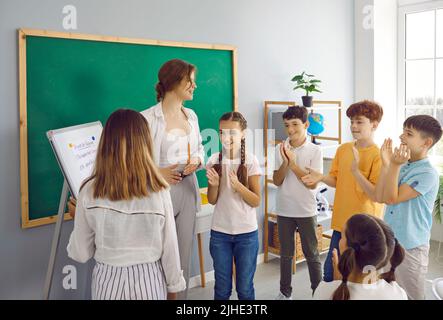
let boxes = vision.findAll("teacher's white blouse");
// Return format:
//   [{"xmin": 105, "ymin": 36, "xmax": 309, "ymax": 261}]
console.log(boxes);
[{"xmin": 141, "ymin": 102, "xmax": 205, "ymax": 211}]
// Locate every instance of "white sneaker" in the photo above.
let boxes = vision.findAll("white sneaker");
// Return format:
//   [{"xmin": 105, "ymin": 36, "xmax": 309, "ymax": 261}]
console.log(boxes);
[{"xmin": 275, "ymin": 292, "xmax": 292, "ymax": 300}]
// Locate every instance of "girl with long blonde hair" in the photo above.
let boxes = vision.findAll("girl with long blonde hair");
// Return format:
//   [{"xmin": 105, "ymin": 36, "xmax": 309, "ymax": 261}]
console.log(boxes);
[{"xmin": 67, "ymin": 109, "xmax": 185, "ymax": 300}]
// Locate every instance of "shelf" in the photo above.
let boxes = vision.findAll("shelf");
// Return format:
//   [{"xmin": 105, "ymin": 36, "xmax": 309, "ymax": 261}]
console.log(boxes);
[
  {"xmin": 267, "ymin": 212, "xmax": 332, "ymax": 224},
  {"xmin": 268, "ymin": 141, "xmax": 338, "ymax": 147},
  {"xmin": 268, "ymin": 244, "xmax": 330, "ymax": 262},
  {"xmin": 268, "ymin": 246, "xmax": 281, "ymax": 255}
]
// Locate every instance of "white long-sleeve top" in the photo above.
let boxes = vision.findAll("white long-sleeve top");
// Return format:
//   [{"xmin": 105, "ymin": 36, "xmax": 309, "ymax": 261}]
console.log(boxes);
[
  {"xmin": 141, "ymin": 102, "xmax": 205, "ymax": 212},
  {"xmin": 67, "ymin": 179, "xmax": 186, "ymax": 293}
]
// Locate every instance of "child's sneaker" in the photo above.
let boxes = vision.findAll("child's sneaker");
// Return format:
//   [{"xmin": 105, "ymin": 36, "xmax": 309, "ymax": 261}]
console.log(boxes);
[{"xmin": 275, "ymin": 292, "xmax": 292, "ymax": 300}]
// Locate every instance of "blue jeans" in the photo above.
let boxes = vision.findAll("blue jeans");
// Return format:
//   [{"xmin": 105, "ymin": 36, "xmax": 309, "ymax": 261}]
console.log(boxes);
[
  {"xmin": 323, "ymin": 230, "xmax": 341, "ymax": 282},
  {"xmin": 209, "ymin": 229, "xmax": 259, "ymax": 300}
]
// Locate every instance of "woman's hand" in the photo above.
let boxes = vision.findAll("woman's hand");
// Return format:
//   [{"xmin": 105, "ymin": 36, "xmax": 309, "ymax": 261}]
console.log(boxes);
[
  {"xmin": 206, "ymin": 167, "xmax": 220, "ymax": 187},
  {"xmin": 183, "ymin": 157, "xmax": 201, "ymax": 176},
  {"xmin": 160, "ymin": 164, "xmax": 182, "ymax": 185},
  {"xmin": 68, "ymin": 197, "xmax": 77, "ymax": 219}
]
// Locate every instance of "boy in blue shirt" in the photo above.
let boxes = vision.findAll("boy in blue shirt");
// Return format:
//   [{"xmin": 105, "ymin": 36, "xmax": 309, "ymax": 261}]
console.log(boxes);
[{"xmin": 377, "ymin": 115, "xmax": 442, "ymax": 300}]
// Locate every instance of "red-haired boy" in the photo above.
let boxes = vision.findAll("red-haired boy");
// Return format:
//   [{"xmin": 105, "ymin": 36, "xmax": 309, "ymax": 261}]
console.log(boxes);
[{"xmin": 302, "ymin": 100, "xmax": 384, "ymax": 282}]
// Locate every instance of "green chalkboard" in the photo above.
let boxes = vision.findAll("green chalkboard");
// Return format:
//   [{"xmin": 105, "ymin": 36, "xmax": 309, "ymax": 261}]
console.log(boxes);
[{"xmin": 19, "ymin": 29, "xmax": 236, "ymax": 228}]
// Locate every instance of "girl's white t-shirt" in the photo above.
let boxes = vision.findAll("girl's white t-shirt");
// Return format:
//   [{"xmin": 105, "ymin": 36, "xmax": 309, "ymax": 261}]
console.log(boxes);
[
  {"xmin": 206, "ymin": 152, "xmax": 262, "ymax": 235},
  {"xmin": 313, "ymin": 279, "xmax": 408, "ymax": 300}
]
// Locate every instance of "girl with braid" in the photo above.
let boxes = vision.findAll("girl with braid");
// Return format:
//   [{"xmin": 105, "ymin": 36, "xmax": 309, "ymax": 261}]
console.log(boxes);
[
  {"xmin": 313, "ymin": 213, "xmax": 407, "ymax": 300},
  {"xmin": 205, "ymin": 111, "xmax": 262, "ymax": 300}
]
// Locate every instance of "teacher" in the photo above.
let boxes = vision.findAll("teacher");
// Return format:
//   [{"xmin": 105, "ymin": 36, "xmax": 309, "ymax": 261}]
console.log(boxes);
[{"xmin": 141, "ymin": 59, "xmax": 204, "ymax": 299}]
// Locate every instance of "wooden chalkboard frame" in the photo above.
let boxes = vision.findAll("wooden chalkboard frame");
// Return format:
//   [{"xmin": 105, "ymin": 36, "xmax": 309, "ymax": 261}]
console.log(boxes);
[{"xmin": 18, "ymin": 28, "xmax": 238, "ymax": 228}]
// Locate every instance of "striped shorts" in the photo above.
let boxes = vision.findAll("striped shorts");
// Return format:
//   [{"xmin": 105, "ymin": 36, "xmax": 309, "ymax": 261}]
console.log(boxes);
[{"xmin": 91, "ymin": 260, "xmax": 168, "ymax": 300}]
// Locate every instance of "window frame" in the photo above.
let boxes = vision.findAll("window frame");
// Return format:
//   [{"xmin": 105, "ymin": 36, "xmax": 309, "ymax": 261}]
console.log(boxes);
[{"xmin": 398, "ymin": 1, "xmax": 443, "ymax": 167}]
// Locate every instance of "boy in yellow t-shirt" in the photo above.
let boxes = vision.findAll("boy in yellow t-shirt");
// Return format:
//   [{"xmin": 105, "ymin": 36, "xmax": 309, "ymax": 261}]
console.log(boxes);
[{"xmin": 302, "ymin": 100, "xmax": 384, "ymax": 282}]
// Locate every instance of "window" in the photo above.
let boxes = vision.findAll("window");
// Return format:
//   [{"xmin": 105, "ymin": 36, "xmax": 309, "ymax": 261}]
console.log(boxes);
[{"xmin": 398, "ymin": 1, "xmax": 443, "ymax": 171}]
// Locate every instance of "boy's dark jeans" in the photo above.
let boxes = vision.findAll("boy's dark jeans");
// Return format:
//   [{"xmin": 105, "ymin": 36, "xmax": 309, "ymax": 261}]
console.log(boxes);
[{"xmin": 277, "ymin": 215, "xmax": 322, "ymax": 297}]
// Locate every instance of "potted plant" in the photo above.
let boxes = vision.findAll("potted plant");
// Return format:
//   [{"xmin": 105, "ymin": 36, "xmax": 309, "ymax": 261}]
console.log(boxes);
[
  {"xmin": 433, "ymin": 175, "xmax": 443, "ymax": 224},
  {"xmin": 291, "ymin": 71, "xmax": 322, "ymax": 107},
  {"xmin": 432, "ymin": 176, "xmax": 443, "ymax": 261}
]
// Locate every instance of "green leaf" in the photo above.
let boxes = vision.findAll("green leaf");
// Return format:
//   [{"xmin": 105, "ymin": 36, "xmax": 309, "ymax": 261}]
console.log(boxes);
[
  {"xmin": 433, "ymin": 176, "xmax": 443, "ymax": 224},
  {"xmin": 434, "ymin": 197, "xmax": 441, "ymax": 224},
  {"xmin": 292, "ymin": 72, "xmax": 322, "ymax": 94},
  {"xmin": 291, "ymin": 75, "xmax": 303, "ymax": 81},
  {"xmin": 307, "ymin": 84, "xmax": 316, "ymax": 91}
]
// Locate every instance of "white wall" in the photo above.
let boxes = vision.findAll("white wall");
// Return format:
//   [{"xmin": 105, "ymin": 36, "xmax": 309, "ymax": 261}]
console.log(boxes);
[
  {"xmin": 354, "ymin": 0, "xmax": 398, "ymax": 145},
  {"xmin": 374, "ymin": 0, "xmax": 398, "ymax": 143},
  {"xmin": 354, "ymin": 0, "xmax": 375, "ymax": 103},
  {"xmin": 398, "ymin": 0, "xmax": 436, "ymax": 6}
]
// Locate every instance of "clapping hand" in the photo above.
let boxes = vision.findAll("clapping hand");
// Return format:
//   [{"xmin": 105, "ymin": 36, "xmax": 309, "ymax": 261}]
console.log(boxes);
[
  {"xmin": 229, "ymin": 170, "xmax": 242, "ymax": 192},
  {"xmin": 392, "ymin": 144, "xmax": 411, "ymax": 165},
  {"xmin": 281, "ymin": 143, "xmax": 296, "ymax": 165},
  {"xmin": 206, "ymin": 167, "xmax": 220, "ymax": 187},
  {"xmin": 351, "ymin": 143, "xmax": 360, "ymax": 173},
  {"xmin": 380, "ymin": 138, "xmax": 394, "ymax": 167},
  {"xmin": 301, "ymin": 167, "xmax": 323, "ymax": 186}
]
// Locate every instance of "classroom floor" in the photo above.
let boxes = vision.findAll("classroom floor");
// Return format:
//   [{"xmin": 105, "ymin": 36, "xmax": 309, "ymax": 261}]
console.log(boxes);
[{"xmin": 188, "ymin": 240, "xmax": 443, "ymax": 300}]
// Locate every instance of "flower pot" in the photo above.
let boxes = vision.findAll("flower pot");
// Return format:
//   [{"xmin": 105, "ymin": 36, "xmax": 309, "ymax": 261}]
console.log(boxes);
[{"xmin": 302, "ymin": 96, "xmax": 313, "ymax": 107}]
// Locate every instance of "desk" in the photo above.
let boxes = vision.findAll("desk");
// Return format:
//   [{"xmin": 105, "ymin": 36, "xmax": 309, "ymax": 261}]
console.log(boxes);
[
  {"xmin": 194, "ymin": 205, "xmax": 332, "ymax": 285},
  {"xmin": 194, "ymin": 204, "xmax": 215, "ymax": 287}
]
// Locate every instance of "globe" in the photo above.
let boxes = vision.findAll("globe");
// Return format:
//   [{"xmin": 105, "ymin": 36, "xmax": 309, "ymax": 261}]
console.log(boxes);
[{"xmin": 307, "ymin": 112, "xmax": 325, "ymax": 136}]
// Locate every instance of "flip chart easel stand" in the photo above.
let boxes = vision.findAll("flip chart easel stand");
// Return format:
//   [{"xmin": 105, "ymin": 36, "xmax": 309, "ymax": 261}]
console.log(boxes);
[{"xmin": 42, "ymin": 179, "xmax": 69, "ymax": 300}]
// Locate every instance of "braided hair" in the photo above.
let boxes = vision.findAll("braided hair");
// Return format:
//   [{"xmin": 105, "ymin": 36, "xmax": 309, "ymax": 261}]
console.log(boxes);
[
  {"xmin": 375, "ymin": 217, "xmax": 405, "ymax": 283},
  {"xmin": 332, "ymin": 214, "xmax": 404, "ymax": 300},
  {"xmin": 213, "ymin": 111, "xmax": 248, "ymax": 188}
]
